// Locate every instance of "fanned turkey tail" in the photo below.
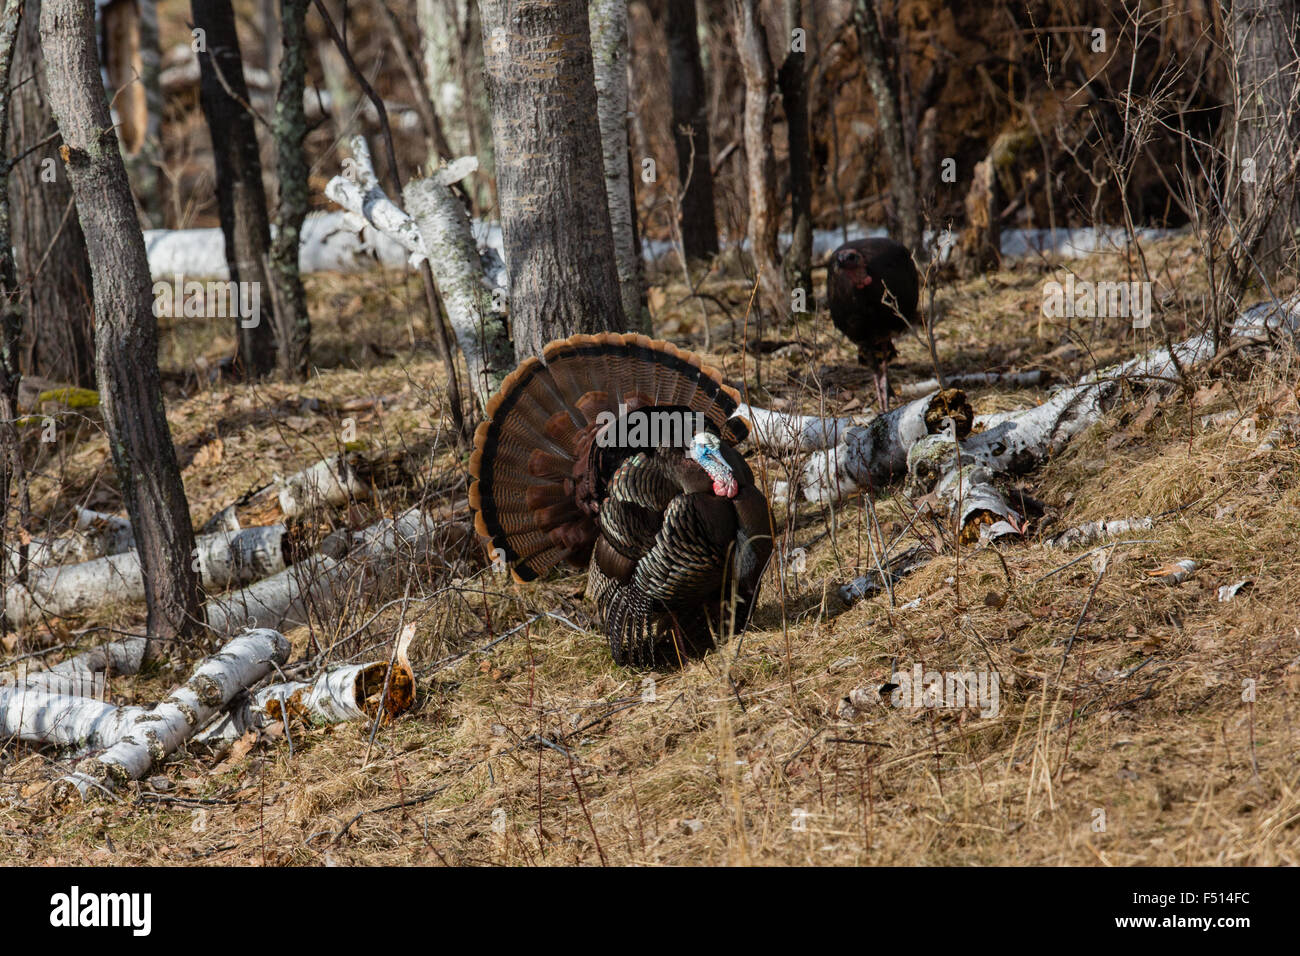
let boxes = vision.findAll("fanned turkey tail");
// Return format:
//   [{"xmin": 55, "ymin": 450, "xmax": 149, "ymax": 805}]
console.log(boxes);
[{"xmin": 469, "ymin": 333, "xmax": 745, "ymax": 582}]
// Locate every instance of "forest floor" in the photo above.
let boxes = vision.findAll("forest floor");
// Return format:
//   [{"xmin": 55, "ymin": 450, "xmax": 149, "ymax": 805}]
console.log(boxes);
[{"xmin": 2, "ymin": 236, "xmax": 1298, "ymax": 866}]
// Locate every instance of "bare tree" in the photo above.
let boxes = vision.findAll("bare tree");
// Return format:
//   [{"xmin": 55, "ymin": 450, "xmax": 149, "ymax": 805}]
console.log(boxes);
[
  {"xmin": 269, "ymin": 0, "xmax": 311, "ymax": 378},
  {"xmin": 479, "ymin": 0, "xmax": 627, "ymax": 360},
  {"xmin": 1229, "ymin": 0, "xmax": 1300, "ymax": 280},
  {"xmin": 665, "ymin": 0, "xmax": 718, "ymax": 260},
  {"xmin": 731, "ymin": 0, "xmax": 788, "ymax": 321},
  {"xmin": 9, "ymin": 0, "xmax": 95, "ymax": 387},
  {"xmin": 779, "ymin": 0, "xmax": 813, "ymax": 301},
  {"xmin": 854, "ymin": 0, "xmax": 921, "ymax": 253},
  {"xmin": 0, "ymin": 0, "xmax": 26, "ymax": 632},
  {"xmin": 418, "ymin": 0, "xmax": 495, "ymax": 213},
  {"xmin": 41, "ymin": 0, "xmax": 205, "ymax": 658},
  {"xmin": 101, "ymin": 0, "xmax": 164, "ymax": 226},
  {"xmin": 192, "ymin": 0, "xmax": 278, "ymax": 379},
  {"xmin": 591, "ymin": 0, "xmax": 645, "ymax": 331}
]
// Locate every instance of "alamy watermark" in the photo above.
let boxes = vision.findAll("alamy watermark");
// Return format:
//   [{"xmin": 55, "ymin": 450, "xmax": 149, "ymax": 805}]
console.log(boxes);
[
  {"xmin": 594, "ymin": 403, "xmax": 706, "ymax": 449},
  {"xmin": 153, "ymin": 275, "xmax": 261, "ymax": 328},
  {"xmin": 49, "ymin": 886, "xmax": 151, "ymax": 936},
  {"xmin": 890, "ymin": 664, "xmax": 1000, "ymax": 718},
  {"xmin": 1042, "ymin": 275, "xmax": 1153, "ymax": 329}
]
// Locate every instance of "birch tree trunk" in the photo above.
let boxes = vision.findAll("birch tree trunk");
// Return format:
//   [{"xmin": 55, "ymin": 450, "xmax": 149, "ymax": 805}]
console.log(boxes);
[
  {"xmin": 405, "ymin": 166, "xmax": 513, "ymax": 409},
  {"xmin": 41, "ymin": 0, "xmax": 205, "ymax": 658},
  {"xmin": 905, "ymin": 300, "xmax": 1300, "ymax": 541},
  {"xmin": 10, "ymin": 0, "xmax": 96, "ymax": 387},
  {"xmin": 269, "ymin": 0, "xmax": 311, "ymax": 378},
  {"xmin": 665, "ymin": 0, "xmax": 718, "ymax": 260},
  {"xmin": 192, "ymin": 0, "xmax": 278, "ymax": 379},
  {"xmin": 590, "ymin": 0, "xmax": 644, "ymax": 332},
  {"xmin": 479, "ymin": 0, "xmax": 627, "ymax": 360},
  {"xmin": 322, "ymin": 134, "xmax": 510, "ymax": 409},
  {"xmin": 1230, "ymin": 0, "xmax": 1300, "ymax": 279},
  {"xmin": 731, "ymin": 0, "xmax": 788, "ymax": 321}
]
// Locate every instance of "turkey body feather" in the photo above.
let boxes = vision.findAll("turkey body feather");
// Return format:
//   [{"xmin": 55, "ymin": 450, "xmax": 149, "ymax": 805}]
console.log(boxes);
[{"xmin": 470, "ymin": 333, "xmax": 773, "ymax": 667}]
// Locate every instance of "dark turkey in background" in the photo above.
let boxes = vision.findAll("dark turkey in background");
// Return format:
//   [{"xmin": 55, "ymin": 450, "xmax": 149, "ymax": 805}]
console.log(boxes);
[{"xmin": 826, "ymin": 237, "xmax": 919, "ymax": 410}]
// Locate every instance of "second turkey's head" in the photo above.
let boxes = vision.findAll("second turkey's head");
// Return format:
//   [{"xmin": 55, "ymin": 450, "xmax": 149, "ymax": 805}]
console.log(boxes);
[
  {"xmin": 689, "ymin": 431, "xmax": 739, "ymax": 498},
  {"xmin": 834, "ymin": 245, "xmax": 875, "ymax": 291}
]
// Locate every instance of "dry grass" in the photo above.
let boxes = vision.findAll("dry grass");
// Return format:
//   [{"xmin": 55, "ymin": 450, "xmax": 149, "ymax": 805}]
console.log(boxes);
[{"xmin": 2, "ymin": 237, "xmax": 1298, "ymax": 866}]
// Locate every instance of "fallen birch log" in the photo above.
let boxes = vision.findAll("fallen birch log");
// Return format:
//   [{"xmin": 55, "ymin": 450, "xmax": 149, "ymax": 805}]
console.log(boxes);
[
  {"xmin": 4, "ymin": 525, "xmax": 288, "ymax": 628},
  {"xmin": 5, "ymin": 638, "xmax": 146, "ymax": 698},
  {"xmin": 905, "ymin": 299, "xmax": 1300, "ymax": 541},
  {"xmin": 200, "ymin": 444, "xmax": 431, "ymax": 533},
  {"xmin": 0, "ymin": 685, "xmax": 147, "ymax": 750},
  {"xmin": 781, "ymin": 388, "xmax": 974, "ymax": 503},
  {"xmin": 736, "ymin": 403, "xmax": 866, "ymax": 454},
  {"xmin": 198, "ymin": 625, "xmax": 417, "ymax": 741},
  {"xmin": 1044, "ymin": 516, "xmax": 1154, "ymax": 549},
  {"xmin": 57, "ymin": 629, "xmax": 291, "ymax": 798},
  {"xmin": 205, "ymin": 507, "xmax": 449, "ymax": 635},
  {"xmin": 8, "ymin": 509, "xmax": 450, "ymax": 696},
  {"xmin": 5, "ymin": 509, "xmax": 135, "ymax": 577}
]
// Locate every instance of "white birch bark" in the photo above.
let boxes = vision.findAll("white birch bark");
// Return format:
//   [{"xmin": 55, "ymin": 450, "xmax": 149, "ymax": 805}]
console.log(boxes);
[
  {"xmin": 590, "ymin": 0, "xmax": 642, "ymax": 329},
  {"xmin": 59, "ymin": 629, "xmax": 291, "ymax": 796},
  {"xmin": 5, "ymin": 508, "xmax": 134, "ymax": 576},
  {"xmin": 0, "ymin": 685, "xmax": 147, "ymax": 750},
  {"xmin": 783, "ymin": 389, "xmax": 973, "ymax": 502},
  {"xmin": 326, "ymin": 136, "xmax": 510, "ymax": 408},
  {"xmin": 5, "ymin": 637, "xmax": 146, "ymax": 697},
  {"xmin": 196, "ymin": 661, "xmax": 384, "ymax": 741},
  {"xmin": 204, "ymin": 553, "xmax": 339, "ymax": 636},
  {"xmin": 5, "ymin": 525, "xmax": 287, "ymax": 627},
  {"xmin": 404, "ymin": 163, "xmax": 512, "ymax": 408},
  {"xmin": 737, "ymin": 403, "xmax": 865, "ymax": 453},
  {"xmin": 906, "ymin": 299, "xmax": 1300, "ymax": 538},
  {"xmin": 1044, "ymin": 516, "xmax": 1155, "ymax": 549},
  {"xmin": 275, "ymin": 455, "xmax": 369, "ymax": 517},
  {"xmin": 204, "ymin": 507, "xmax": 445, "ymax": 635}
]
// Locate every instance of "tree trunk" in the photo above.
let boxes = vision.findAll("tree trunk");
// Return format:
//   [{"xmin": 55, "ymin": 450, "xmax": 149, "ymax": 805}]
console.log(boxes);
[
  {"xmin": 10, "ymin": 0, "xmax": 95, "ymax": 387},
  {"xmin": 372, "ymin": 0, "xmax": 454, "ymax": 162},
  {"xmin": 418, "ymin": 0, "xmax": 495, "ymax": 213},
  {"xmin": 0, "ymin": 0, "xmax": 25, "ymax": 638},
  {"xmin": 191, "ymin": 0, "xmax": 278, "ymax": 379},
  {"xmin": 101, "ymin": 0, "xmax": 163, "ymax": 227},
  {"xmin": 41, "ymin": 0, "xmax": 205, "ymax": 658},
  {"xmin": 731, "ymin": 0, "xmax": 788, "ymax": 321},
  {"xmin": 1230, "ymin": 0, "xmax": 1300, "ymax": 279},
  {"xmin": 590, "ymin": 0, "xmax": 644, "ymax": 332},
  {"xmin": 665, "ymin": 0, "xmax": 718, "ymax": 260},
  {"xmin": 954, "ymin": 155, "xmax": 1001, "ymax": 276},
  {"xmin": 269, "ymin": 0, "xmax": 311, "ymax": 378},
  {"xmin": 854, "ymin": 0, "xmax": 921, "ymax": 254},
  {"xmin": 779, "ymin": 0, "xmax": 813, "ymax": 304},
  {"xmin": 480, "ymin": 0, "xmax": 626, "ymax": 361}
]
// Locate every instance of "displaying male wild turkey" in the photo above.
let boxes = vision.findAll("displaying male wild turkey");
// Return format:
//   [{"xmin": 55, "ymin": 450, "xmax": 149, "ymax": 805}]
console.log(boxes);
[
  {"xmin": 470, "ymin": 333, "xmax": 773, "ymax": 667},
  {"xmin": 826, "ymin": 237, "xmax": 919, "ymax": 411}
]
